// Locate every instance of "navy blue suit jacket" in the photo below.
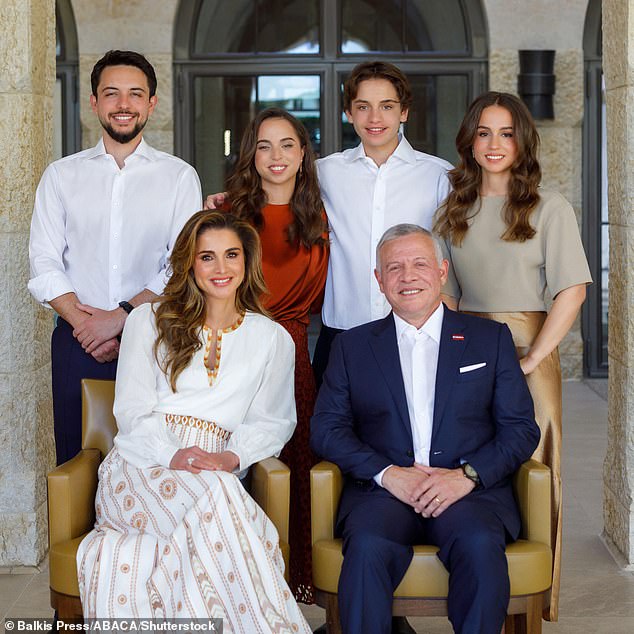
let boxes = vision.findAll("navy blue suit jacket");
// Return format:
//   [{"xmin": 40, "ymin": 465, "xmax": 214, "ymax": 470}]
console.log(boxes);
[{"xmin": 310, "ymin": 307, "xmax": 540, "ymax": 538}]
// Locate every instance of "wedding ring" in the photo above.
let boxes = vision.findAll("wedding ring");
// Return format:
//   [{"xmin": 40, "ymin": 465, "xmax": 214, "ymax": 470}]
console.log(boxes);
[
  {"xmin": 434, "ymin": 497, "xmax": 441, "ymax": 504},
  {"xmin": 187, "ymin": 456, "xmax": 195, "ymax": 466}
]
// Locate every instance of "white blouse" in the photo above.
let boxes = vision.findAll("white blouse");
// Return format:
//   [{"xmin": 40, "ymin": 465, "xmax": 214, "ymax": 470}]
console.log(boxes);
[{"xmin": 113, "ymin": 303, "xmax": 296, "ymax": 471}]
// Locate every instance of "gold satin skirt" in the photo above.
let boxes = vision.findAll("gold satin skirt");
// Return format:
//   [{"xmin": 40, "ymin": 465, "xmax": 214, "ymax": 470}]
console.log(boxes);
[{"xmin": 466, "ymin": 311, "xmax": 561, "ymax": 621}]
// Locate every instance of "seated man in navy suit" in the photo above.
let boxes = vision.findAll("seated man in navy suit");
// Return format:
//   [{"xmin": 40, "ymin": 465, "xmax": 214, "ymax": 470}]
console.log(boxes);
[{"xmin": 310, "ymin": 224, "xmax": 540, "ymax": 634}]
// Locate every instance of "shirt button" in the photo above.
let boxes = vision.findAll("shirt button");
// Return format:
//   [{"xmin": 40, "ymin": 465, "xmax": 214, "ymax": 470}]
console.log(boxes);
[
  {"xmin": 113, "ymin": 265, "xmax": 118, "ymax": 270},
  {"xmin": 113, "ymin": 233, "xmax": 119, "ymax": 238}
]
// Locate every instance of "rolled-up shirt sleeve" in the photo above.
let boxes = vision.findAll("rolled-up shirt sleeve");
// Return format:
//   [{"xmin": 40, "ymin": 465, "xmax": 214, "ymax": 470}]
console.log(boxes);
[
  {"xmin": 113, "ymin": 306, "xmax": 181, "ymax": 468},
  {"xmin": 144, "ymin": 165, "xmax": 202, "ymax": 295},
  {"xmin": 226, "ymin": 327, "xmax": 297, "ymax": 471},
  {"xmin": 28, "ymin": 164, "xmax": 76, "ymax": 306}
]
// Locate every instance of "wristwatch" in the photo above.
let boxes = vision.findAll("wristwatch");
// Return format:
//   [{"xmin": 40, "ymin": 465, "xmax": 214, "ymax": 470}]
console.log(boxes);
[
  {"xmin": 461, "ymin": 462, "xmax": 481, "ymax": 488},
  {"xmin": 118, "ymin": 301, "xmax": 135, "ymax": 315}
]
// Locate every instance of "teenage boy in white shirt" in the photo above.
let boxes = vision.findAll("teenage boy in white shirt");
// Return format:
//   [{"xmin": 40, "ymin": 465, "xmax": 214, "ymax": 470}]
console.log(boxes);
[
  {"xmin": 29, "ymin": 50, "xmax": 202, "ymax": 465},
  {"xmin": 311, "ymin": 61, "xmax": 452, "ymax": 384}
]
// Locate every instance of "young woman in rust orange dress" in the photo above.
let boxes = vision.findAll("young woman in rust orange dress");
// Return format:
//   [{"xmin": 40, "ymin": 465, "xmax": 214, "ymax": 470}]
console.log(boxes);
[{"xmin": 223, "ymin": 108, "xmax": 328, "ymax": 603}]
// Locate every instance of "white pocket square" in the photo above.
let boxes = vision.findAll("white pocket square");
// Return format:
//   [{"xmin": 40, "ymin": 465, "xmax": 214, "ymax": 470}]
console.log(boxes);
[{"xmin": 459, "ymin": 362, "xmax": 487, "ymax": 374}]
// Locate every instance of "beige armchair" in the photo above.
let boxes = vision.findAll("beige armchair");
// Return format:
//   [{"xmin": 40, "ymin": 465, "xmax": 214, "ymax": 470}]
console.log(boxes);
[
  {"xmin": 311, "ymin": 460, "xmax": 552, "ymax": 634},
  {"xmin": 48, "ymin": 378, "xmax": 291, "ymax": 620}
]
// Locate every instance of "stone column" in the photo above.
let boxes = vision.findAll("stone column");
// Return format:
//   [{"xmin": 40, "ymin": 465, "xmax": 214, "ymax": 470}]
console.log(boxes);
[
  {"xmin": 0, "ymin": 0, "xmax": 56, "ymax": 567},
  {"xmin": 602, "ymin": 0, "xmax": 634, "ymax": 566}
]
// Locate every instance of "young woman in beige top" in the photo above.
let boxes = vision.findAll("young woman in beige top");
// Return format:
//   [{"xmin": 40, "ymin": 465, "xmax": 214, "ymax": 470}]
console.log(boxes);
[{"xmin": 434, "ymin": 92, "xmax": 592, "ymax": 622}]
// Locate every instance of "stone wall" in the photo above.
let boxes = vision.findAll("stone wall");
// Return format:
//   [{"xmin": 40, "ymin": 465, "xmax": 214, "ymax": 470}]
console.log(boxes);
[
  {"xmin": 602, "ymin": 0, "xmax": 634, "ymax": 566},
  {"xmin": 0, "ymin": 0, "xmax": 56, "ymax": 567},
  {"xmin": 484, "ymin": 0, "xmax": 588, "ymax": 378}
]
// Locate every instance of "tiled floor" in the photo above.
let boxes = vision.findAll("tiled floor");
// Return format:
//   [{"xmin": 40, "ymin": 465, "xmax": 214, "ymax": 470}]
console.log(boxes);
[{"xmin": 3, "ymin": 380, "xmax": 633, "ymax": 633}]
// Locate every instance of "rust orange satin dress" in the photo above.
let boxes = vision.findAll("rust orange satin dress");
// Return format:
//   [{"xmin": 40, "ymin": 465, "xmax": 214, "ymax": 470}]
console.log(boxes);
[{"xmin": 248, "ymin": 203, "xmax": 328, "ymax": 603}]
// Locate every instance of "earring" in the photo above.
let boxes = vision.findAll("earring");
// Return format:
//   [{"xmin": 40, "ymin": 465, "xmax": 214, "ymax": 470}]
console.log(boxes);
[{"xmin": 471, "ymin": 147, "xmax": 475, "ymax": 158}]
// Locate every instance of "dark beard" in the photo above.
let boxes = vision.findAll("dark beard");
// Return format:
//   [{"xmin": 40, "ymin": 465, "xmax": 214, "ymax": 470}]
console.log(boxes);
[{"xmin": 101, "ymin": 117, "xmax": 147, "ymax": 144}]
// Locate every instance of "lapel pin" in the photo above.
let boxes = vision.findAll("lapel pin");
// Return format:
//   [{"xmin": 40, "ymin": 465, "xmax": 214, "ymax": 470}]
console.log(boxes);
[{"xmin": 452, "ymin": 334, "xmax": 465, "ymax": 341}]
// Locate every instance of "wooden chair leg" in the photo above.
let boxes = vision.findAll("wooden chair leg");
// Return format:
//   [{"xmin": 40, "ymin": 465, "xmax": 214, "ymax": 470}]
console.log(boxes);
[
  {"xmin": 324, "ymin": 593, "xmax": 342, "ymax": 634},
  {"xmin": 525, "ymin": 594, "xmax": 542, "ymax": 634},
  {"xmin": 504, "ymin": 594, "xmax": 543, "ymax": 634},
  {"xmin": 504, "ymin": 613, "xmax": 525, "ymax": 634},
  {"xmin": 50, "ymin": 590, "xmax": 83, "ymax": 622}
]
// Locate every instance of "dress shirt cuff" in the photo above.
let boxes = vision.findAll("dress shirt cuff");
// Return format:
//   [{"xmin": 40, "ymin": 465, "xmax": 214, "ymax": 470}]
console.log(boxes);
[
  {"xmin": 373, "ymin": 464, "xmax": 393, "ymax": 487},
  {"xmin": 28, "ymin": 272, "xmax": 75, "ymax": 307},
  {"xmin": 227, "ymin": 449, "xmax": 248, "ymax": 479},
  {"xmin": 229, "ymin": 446, "xmax": 249, "ymax": 473},
  {"xmin": 156, "ymin": 442, "xmax": 180, "ymax": 469},
  {"xmin": 145, "ymin": 270, "xmax": 169, "ymax": 296}
]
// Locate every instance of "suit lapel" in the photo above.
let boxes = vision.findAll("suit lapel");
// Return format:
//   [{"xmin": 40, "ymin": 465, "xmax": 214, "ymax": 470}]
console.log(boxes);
[
  {"xmin": 432, "ymin": 308, "xmax": 468, "ymax": 438},
  {"xmin": 368, "ymin": 314, "xmax": 413, "ymax": 443}
]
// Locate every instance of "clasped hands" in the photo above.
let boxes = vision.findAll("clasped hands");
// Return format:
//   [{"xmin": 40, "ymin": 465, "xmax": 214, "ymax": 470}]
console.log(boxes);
[
  {"xmin": 382, "ymin": 464, "xmax": 476, "ymax": 518},
  {"xmin": 170, "ymin": 446, "xmax": 240, "ymax": 474},
  {"xmin": 72, "ymin": 303, "xmax": 126, "ymax": 363}
]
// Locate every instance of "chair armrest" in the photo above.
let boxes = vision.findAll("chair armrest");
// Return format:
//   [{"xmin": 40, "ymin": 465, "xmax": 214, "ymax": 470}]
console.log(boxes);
[
  {"xmin": 310, "ymin": 461, "xmax": 343, "ymax": 545},
  {"xmin": 251, "ymin": 457, "xmax": 290, "ymax": 543},
  {"xmin": 47, "ymin": 448, "xmax": 101, "ymax": 547},
  {"xmin": 513, "ymin": 459, "xmax": 551, "ymax": 546}
]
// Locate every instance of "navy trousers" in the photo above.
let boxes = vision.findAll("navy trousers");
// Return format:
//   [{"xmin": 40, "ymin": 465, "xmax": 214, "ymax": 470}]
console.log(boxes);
[
  {"xmin": 338, "ymin": 493, "xmax": 511, "ymax": 634},
  {"xmin": 51, "ymin": 318, "xmax": 118, "ymax": 465}
]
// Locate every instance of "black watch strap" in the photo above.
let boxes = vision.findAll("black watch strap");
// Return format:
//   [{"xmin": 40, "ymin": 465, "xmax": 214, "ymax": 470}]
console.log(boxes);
[{"xmin": 118, "ymin": 301, "xmax": 134, "ymax": 315}]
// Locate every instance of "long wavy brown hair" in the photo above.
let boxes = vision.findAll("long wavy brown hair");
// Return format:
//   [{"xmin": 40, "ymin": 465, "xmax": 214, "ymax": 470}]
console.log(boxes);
[
  {"xmin": 153, "ymin": 210, "xmax": 268, "ymax": 391},
  {"xmin": 226, "ymin": 108, "xmax": 327, "ymax": 249},
  {"xmin": 434, "ymin": 91, "xmax": 542, "ymax": 245}
]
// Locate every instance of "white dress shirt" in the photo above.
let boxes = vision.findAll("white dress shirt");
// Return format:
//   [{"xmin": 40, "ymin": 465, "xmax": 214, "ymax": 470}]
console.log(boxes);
[
  {"xmin": 316, "ymin": 136, "xmax": 451, "ymax": 330},
  {"xmin": 375, "ymin": 303, "xmax": 444, "ymax": 486},
  {"xmin": 28, "ymin": 138, "xmax": 202, "ymax": 309},
  {"xmin": 113, "ymin": 304, "xmax": 297, "ymax": 471}
]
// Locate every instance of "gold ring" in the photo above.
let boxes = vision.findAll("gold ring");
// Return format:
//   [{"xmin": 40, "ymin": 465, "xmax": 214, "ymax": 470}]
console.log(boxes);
[{"xmin": 434, "ymin": 497, "xmax": 441, "ymax": 504}]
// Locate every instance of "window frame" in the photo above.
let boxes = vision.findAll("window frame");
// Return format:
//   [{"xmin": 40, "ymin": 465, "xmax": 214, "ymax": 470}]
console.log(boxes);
[
  {"xmin": 582, "ymin": 0, "xmax": 608, "ymax": 377},
  {"xmin": 174, "ymin": 0, "xmax": 487, "ymax": 168},
  {"xmin": 56, "ymin": 0, "xmax": 81, "ymax": 156}
]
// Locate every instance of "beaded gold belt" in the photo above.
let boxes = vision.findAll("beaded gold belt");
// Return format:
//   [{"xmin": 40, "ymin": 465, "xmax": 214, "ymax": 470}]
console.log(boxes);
[{"xmin": 165, "ymin": 413, "xmax": 232, "ymax": 441}]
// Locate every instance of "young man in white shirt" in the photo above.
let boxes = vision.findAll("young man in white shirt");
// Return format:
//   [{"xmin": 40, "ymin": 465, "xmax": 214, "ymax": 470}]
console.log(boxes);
[
  {"xmin": 312, "ymin": 61, "xmax": 453, "ymax": 385},
  {"xmin": 29, "ymin": 50, "xmax": 202, "ymax": 465}
]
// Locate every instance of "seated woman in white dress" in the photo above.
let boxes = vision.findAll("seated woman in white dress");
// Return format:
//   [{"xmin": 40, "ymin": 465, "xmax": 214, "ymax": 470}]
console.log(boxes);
[{"xmin": 77, "ymin": 210, "xmax": 311, "ymax": 633}]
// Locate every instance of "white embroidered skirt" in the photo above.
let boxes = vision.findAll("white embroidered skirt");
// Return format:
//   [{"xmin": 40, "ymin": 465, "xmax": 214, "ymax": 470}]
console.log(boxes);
[{"xmin": 77, "ymin": 415, "xmax": 310, "ymax": 633}]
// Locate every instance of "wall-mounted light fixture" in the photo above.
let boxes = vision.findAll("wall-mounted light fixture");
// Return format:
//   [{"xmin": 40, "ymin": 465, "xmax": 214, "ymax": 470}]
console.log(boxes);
[{"xmin": 518, "ymin": 50, "xmax": 556, "ymax": 120}]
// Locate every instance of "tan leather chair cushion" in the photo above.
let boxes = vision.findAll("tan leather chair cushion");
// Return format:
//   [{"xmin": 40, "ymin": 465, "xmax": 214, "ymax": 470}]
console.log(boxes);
[
  {"xmin": 50, "ymin": 535, "xmax": 86, "ymax": 596},
  {"xmin": 48, "ymin": 449, "xmax": 101, "ymax": 547},
  {"xmin": 81, "ymin": 379, "xmax": 117, "ymax": 457},
  {"xmin": 251, "ymin": 457, "xmax": 290, "ymax": 543},
  {"xmin": 313, "ymin": 538, "xmax": 552, "ymax": 597}
]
